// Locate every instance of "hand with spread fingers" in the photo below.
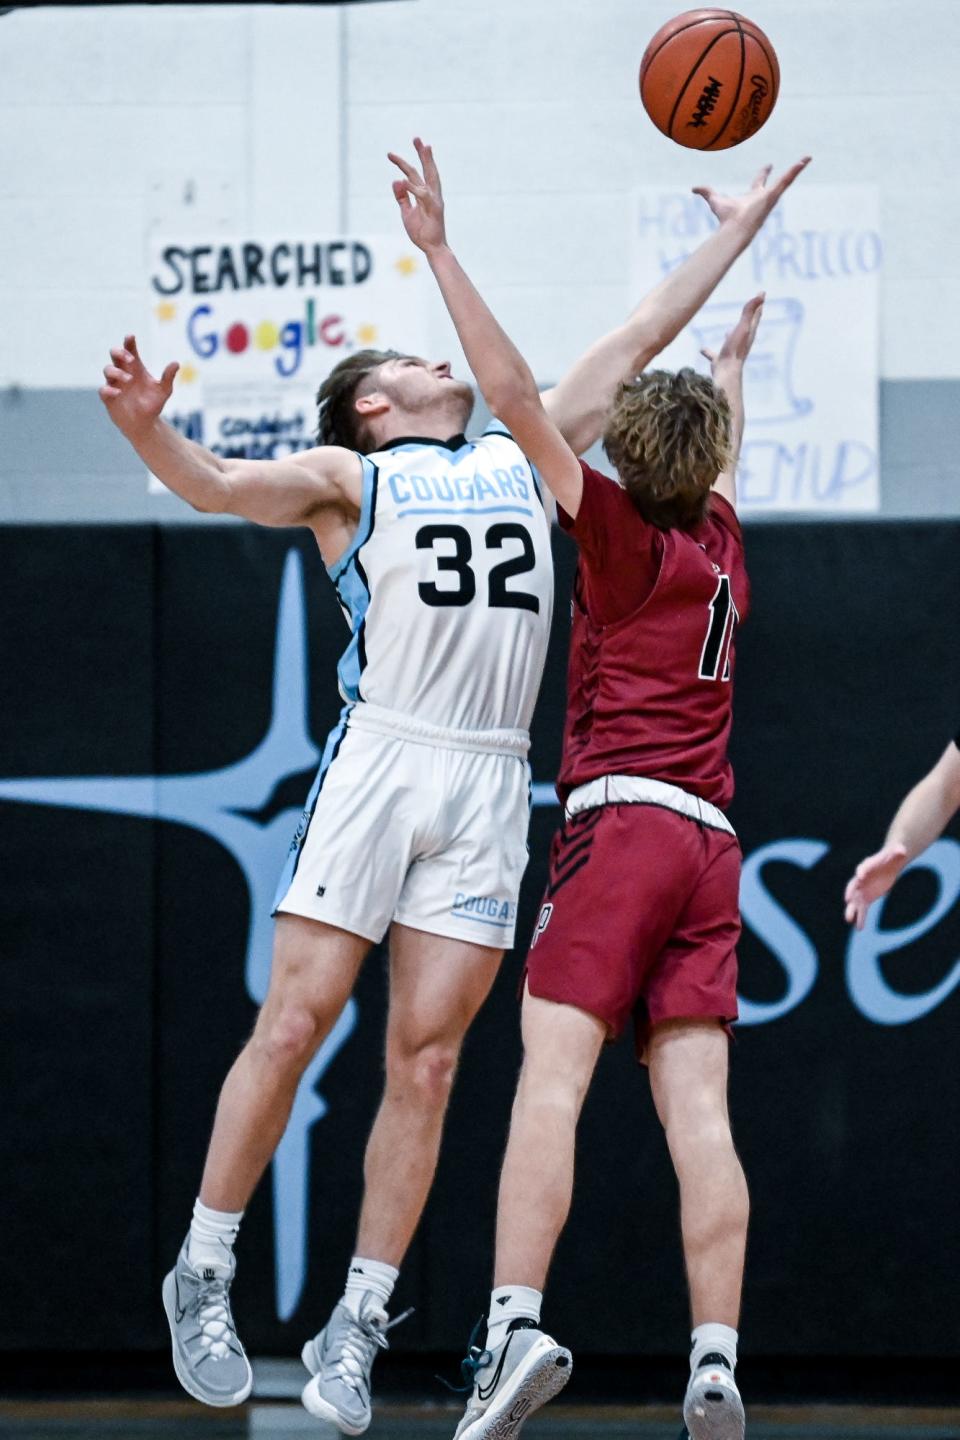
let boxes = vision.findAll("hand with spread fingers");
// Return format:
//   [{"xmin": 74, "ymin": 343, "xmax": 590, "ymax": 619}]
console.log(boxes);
[
  {"xmin": 387, "ymin": 137, "xmax": 448, "ymax": 254},
  {"xmin": 701, "ymin": 293, "xmax": 766, "ymax": 376},
  {"xmin": 99, "ymin": 334, "xmax": 180, "ymax": 444},
  {"xmin": 693, "ymin": 155, "xmax": 811, "ymax": 234}
]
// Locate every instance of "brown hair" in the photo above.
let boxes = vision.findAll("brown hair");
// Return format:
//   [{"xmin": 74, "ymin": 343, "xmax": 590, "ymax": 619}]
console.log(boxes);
[
  {"xmin": 602, "ymin": 368, "xmax": 732, "ymax": 531},
  {"xmin": 315, "ymin": 349, "xmax": 401, "ymax": 450}
]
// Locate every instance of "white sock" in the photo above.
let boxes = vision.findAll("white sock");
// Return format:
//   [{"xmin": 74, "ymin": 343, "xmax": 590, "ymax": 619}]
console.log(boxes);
[
  {"xmin": 342, "ymin": 1256, "xmax": 399, "ymax": 1319},
  {"xmin": 485, "ymin": 1284, "xmax": 542, "ymax": 1350},
  {"xmin": 188, "ymin": 1198, "xmax": 243, "ymax": 1274},
  {"xmin": 690, "ymin": 1322, "xmax": 738, "ymax": 1373}
]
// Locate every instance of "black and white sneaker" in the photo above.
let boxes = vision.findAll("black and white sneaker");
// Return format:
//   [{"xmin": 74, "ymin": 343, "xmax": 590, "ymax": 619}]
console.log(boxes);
[
  {"xmin": 451, "ymin": 1318, "xmax": 572, "ymax": 1440},
  {"xmin": 682, "ymin": 1351, "xmax": 744, "ymax": 1440}
]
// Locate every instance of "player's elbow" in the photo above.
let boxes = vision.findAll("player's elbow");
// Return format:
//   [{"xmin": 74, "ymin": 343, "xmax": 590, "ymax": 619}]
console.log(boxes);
[
  {"xmin": 630, "ymin": 332, "xmax": 668, "ymax": 375},
  {"xmin": 615, "ymin": 314, "xmax": 665, "ymax": 376},
  {"xmin": 189, "ymin": 480, "xmax": 231, "ymax": 515}
]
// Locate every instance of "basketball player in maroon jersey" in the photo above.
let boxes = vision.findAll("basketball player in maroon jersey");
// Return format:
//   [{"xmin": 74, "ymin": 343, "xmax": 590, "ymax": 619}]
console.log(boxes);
[{"xmin": 389, "ymin": 138, "xmax": 800, "ymax": 1440}]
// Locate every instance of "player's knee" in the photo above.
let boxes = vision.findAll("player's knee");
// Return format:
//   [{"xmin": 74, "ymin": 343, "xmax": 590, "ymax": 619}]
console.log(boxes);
[
  {"xmin": 516, "ymin": 1054, "xmax": 587, "ymax": 1120},
  {"xmin": 387, "ymin": 1040, "xmax": 458, "ymax": 1109},
  {"xmin": 253, "ymin": 1001, "xmax": 323, "ymax": 1073},
  {"xmin": 665, "ymin": 1104, "xmax": 736, "ymax": 1163}
]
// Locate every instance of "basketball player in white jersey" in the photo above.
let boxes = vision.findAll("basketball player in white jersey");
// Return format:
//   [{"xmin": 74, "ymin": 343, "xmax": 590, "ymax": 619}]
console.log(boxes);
[{"xmin": 100, "ymin": 144, "xmax": 803, "ymax": 1432}]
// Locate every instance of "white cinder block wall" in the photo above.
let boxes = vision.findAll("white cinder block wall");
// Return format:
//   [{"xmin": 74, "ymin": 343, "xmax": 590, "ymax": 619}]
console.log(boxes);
[
  {"xmin": 0, "ymin": 4, "xmax": 343, "ymax": 388},
  {"xmin": 343, "ymin": 0, "xmax": 960, "ymax": 384},
  {"xmin": 0, "ymin": 0, "xmax": 958, "ymax": 517},
  {"xmin": 2, "ymin": 0, "xmax": 959, "ymax": 386}
]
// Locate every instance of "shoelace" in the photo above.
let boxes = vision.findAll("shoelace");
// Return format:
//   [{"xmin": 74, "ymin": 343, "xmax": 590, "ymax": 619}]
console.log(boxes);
[
  {"xmin": 332, "ymin": 1307, "xmax": 413, "ymax": 1395},
  {"xmin": 438, "ymin": 1316, "xmax": 491, "ymax": 1396},
  {"xmin": 190, "ymin": 1275, "xmax": 237, "ymax": 1362}
]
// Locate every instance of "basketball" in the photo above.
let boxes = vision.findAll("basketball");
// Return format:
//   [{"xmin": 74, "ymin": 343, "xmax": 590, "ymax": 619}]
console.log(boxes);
[{"xmin": 640, "ymin": 9, "xmax": 779, "ymax": 149}]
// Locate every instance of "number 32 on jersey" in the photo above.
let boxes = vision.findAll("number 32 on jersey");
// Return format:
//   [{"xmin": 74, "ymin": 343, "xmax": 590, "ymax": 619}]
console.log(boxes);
[{"xmin": 416, "ymin": 522, "xmax": 540, "ymax": 613}]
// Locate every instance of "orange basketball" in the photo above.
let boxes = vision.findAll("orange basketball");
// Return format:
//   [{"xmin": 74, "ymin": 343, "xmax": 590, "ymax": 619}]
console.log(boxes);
[{"xmin": 640, "ymin": 9, "xmax": 779, "ymax": 150}]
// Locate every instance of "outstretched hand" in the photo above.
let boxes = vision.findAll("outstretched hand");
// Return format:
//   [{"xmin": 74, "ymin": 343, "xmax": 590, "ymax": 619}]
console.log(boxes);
[
  {"xmin": 843, "ymin": 844, "xmax": 909, "ymax": 930},
  {"xmin": 693, "ymin": 156, "xmax": 811, "ymax": 234},
  {"xmin": 99, "ymin": 334, "xmax": 179, "ymax": 442},
  {"xmin": 701, "ymin": 293, "xmax": 765, "ymax": 374},
  {"xmin": 388, "ymin": 137, "xmax": 447, "ymax": 253}
]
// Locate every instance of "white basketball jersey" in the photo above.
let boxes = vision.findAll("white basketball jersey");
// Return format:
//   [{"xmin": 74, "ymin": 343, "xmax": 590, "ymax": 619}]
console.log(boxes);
[{"xmin": 327, "ymin": 424, "xmax": 554, "ymax": 732}]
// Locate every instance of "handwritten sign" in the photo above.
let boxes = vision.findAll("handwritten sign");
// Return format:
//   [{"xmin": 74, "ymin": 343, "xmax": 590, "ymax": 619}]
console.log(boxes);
[
  {"xmin": 146, "ymin": 236, "xmax": 428, "ymax": 486},
  {"xmin": 630, "ymin": 185, "xmax": 881, "ymax": 514}
]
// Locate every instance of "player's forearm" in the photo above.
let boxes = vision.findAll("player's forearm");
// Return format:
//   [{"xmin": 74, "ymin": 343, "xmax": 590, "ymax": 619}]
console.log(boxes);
[
  {"xmin": 709, "ymin": 358, "xmax": 746, "ymax": 506},
  {"xmin": 886, "ymin": 780, "xmax": 955, "ymax": 860},
  {"xmin": 547, "ymin": 216, "xmax": 755, "ymax": 453},
  {"xmin": 714, "ymin": 359, "xmax": 746, "ymax": 463},
  {"xmin": 629, "ymin": 215, "xmax": 755, "ymax": 361},
  {"xmin": 426, "ymin": 244, "xmax": 540, "ymax": 423},
  {"xmin": 128, "ymin": 419, "xmax": 232, "ymax": 512},
  {"xmin": 884, "ymin": 768, "xmax": 960, "ymax": 861}
]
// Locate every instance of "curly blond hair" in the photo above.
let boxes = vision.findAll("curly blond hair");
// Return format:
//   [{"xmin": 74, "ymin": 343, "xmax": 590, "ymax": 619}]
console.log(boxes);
[{"xmin": 602, "ymin": 368, "xmax": 732, "ymax": 531}]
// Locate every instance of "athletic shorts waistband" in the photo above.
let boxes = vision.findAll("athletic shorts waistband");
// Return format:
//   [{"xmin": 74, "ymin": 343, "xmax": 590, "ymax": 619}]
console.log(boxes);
[
  {"xmin": 347, "ymin": 701, "xmax": 530, "ymax": 758},
  {"xmin": 564, "ymin": 774, "xmax": 735, "ymax": 837}
]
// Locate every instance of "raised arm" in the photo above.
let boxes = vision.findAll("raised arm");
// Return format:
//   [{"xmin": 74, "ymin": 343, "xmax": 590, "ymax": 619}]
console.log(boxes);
[
  {"xmin": 844, "ymin": 741, "xmax": 960, "ymax": 930},
  {"xmin": 542, "ymin": 158, "xmax": 810, "ymax": 456},
  {"xmin": 700, "ymin": 293, "xmax": 765, "ymax": 511},
  {"xmin": 99, "ymin": 335, "xmax": 360, "ymax": 527},
  {"xmin": 389, "ymin": 140, "xmax": 584, "ymax": 517}
]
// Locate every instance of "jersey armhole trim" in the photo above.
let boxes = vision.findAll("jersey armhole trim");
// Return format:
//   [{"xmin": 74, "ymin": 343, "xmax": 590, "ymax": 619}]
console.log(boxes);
[{"xmin": 327, "ymin": 456, "xmax": 379, "ymax": 582}]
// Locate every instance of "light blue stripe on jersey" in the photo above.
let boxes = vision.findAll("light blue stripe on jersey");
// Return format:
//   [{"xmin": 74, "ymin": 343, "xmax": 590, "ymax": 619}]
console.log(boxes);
[
  {"xmin": 328, "ymin": 455, "xmax": 378, "ymax": 704},
  {"xmin": 396, "ymin": 504, "xmax": 533, "ymax": 519},
  {"xmin": 328, "ymin": 455, "xmax": 378, "ymax": 582},
  {"xmin": 271, "ymin": 703, "xmax": 354, "ymax": 910}
]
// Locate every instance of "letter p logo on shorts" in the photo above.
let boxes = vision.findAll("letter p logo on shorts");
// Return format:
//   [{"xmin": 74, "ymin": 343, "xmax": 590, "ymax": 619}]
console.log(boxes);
[{"xmin": 531, "ymin": 903, "xmax": 553, "ymax": 945}]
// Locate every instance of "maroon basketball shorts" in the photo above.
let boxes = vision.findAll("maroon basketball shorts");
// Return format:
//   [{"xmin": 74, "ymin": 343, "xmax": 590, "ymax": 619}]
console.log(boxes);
[{"xmin": 525, "ymin": 801, "xmax": 741, "ymax": 1059}]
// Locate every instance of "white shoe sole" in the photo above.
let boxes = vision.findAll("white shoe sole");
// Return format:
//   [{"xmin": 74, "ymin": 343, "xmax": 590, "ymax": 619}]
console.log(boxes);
[
  {"xmin": 457, "ymin": 1336, "xmax": 573, "ymax": 1440},
  {"xmin": 161, "ymin": 1270, "xmax": 253, "ymax": 1408},
  {"xmin": 683, "ymin": 1368, "xmax": 745, "ymax": 1440},
  {"xmin": 300, "ymin": 1339, "xmax": 371, "ymax": 1435}
]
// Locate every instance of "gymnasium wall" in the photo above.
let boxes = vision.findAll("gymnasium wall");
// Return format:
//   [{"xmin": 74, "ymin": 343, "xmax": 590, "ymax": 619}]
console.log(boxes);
[{"xmin": 1, "ymin": 0, "xmax": 959, "ymax": 519}]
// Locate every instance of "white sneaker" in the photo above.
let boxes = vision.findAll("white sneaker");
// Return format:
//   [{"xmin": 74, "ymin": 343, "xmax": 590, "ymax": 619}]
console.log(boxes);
[
  {"xmin": 301, "ymin": 1292, "xmax": 411, "ymax": 1435},
  {"xmin": 451, "ymin": 1318, "xmax": 572, "ymax": 1440},
  {"xmin": 682, "ymin": 1351, "xmax": 744, "ymax": 1440}
]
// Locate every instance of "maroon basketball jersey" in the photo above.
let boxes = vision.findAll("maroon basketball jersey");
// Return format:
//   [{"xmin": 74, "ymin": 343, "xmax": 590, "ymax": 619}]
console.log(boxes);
[{"xmin": 556, "ymin": 461, "xmax": 750, "ymax": 810}]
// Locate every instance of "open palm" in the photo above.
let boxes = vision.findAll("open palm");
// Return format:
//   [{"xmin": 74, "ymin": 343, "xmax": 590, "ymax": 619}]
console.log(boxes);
[
  {"xmin": 694, "ymin": 156, "xmax": 811, "ymax": 233},
  {"xmin": 702, "ymin": 294, "xmax": 765, "ymax": 375},
  {"xmin": 99, "ymin": 334, "xmax": 179, "ymax": 442},
  {"xmin": 844, "ymin": 844, "xmax": 909, "ymax": 929}
]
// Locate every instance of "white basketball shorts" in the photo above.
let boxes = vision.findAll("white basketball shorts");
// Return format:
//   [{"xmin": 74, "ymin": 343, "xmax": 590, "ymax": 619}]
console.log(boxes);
[{"xmin": 272, "ymin": 702, "xmax": 532, "ymax": 949}]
